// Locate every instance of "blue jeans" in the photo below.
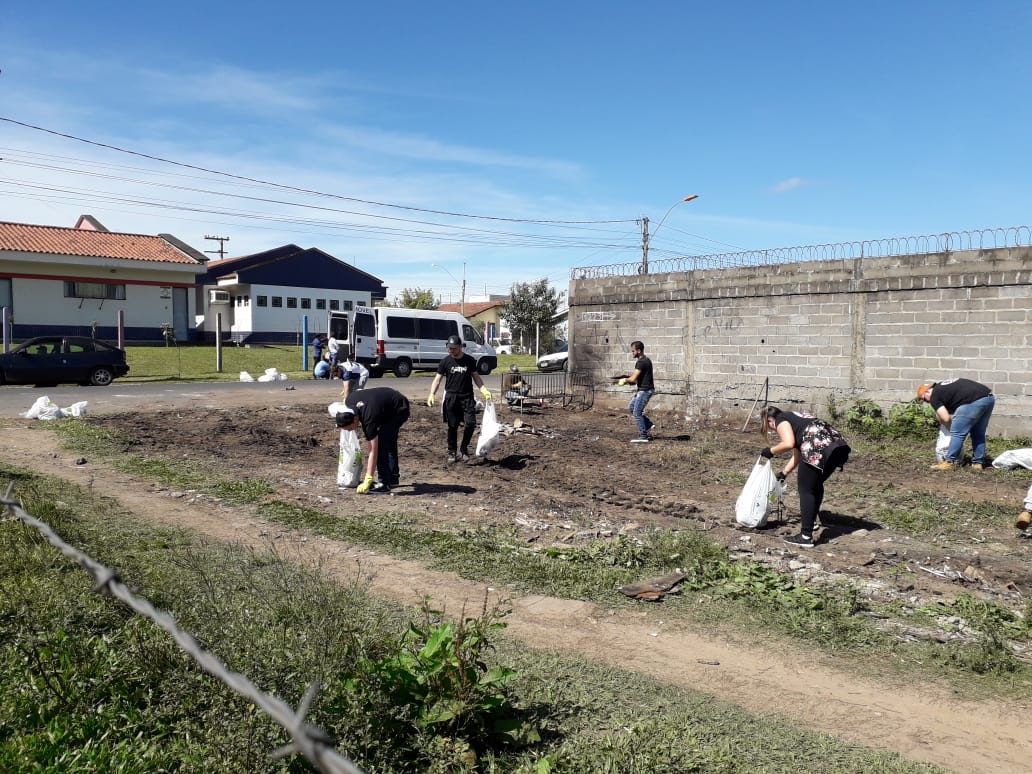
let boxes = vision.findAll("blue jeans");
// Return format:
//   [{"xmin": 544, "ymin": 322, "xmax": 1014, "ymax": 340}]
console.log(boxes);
[
  {"xmin": 628, "ymin": 389, "xmax": 655, "ymax": 436},
  {"xmin": 376, "ymin": 410, "xmax": 409, "ymax": 486},
  {"xmin": 945, "ymin": 394, "xmax": 995, "ymax": 465}
]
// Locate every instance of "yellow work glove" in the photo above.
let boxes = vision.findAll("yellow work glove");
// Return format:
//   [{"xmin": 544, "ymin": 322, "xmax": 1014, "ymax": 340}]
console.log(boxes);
[
  {"xmin": 427, "ymin": 394, "xmax": 436, "ymax": 407},
  {"xmin": 356, "ymin": 475, "xmax": 375, "ymax": 494},
  {"xmin": 480, "ymin": 386, "xmax": 492, "ymax": 400},
  {"xmin": 618, "ymin": 378, "xmax": 628, "ymax": 386}
]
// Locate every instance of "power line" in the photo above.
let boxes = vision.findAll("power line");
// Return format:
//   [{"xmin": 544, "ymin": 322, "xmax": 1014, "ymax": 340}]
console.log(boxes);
[{"xmin": 0, "ymin": 117, "xmax": 636, "ymax": 227}]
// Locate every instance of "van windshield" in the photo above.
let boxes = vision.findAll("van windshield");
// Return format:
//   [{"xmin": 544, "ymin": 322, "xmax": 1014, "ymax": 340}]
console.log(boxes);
[{"xmin": 462, "ymin": 324, "xmax": 484, "ymax": 344}]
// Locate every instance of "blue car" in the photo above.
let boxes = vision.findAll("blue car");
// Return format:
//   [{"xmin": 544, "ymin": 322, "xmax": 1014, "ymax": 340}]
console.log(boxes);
[{"xmin": 0, "ymin": 336, "xmax": 130, "ymax": 387}]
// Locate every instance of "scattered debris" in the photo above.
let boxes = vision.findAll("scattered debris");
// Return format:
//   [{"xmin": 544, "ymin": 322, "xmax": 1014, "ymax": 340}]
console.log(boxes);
[{"xmin": 619, "ymin": 571, "xmax": 686, "ymax": 601}]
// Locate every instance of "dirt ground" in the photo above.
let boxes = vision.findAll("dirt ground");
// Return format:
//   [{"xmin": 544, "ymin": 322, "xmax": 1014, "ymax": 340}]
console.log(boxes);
[{"xmin": 4, "ymin": 390, "xmax": 1032, "ymax": 773}]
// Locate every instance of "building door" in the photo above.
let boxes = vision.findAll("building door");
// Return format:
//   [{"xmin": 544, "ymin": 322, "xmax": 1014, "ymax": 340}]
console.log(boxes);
[
  {"xmin": 0, "ymin": 278, "xmax": 11, "ymax": 312},
  {"xmin": 172, "ymin": 287, "xmax": 189, "ymax": 341}
]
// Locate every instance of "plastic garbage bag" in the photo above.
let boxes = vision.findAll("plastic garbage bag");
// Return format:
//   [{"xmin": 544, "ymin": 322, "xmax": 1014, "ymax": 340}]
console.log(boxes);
[
  {"xmin": 935, "ymin": 426, "xmax": 951, "ymax": 462},
  {"xmin": 991, "ymin": 449, "xmax": 1032, "ymax": 470},
  {"xmin": 475, "ymin": 401, "xmax": 502, "ymax": 457},
  {"xmin": 21, "ymin": 396, "xmax": 89, "ymax": 421},
  {"xmin": 22, "ymin": 396, "xmax": 61, "ymax": 420},
  {"xmin": 336, "ymin": 429, "xmax": 364, "ymax": 487},
  {"xmin": 239, "ymin": 371, "xmax": 254, "ymax": 382},
  {"xmin": 735, "ymin": 457, "xmax": 784, "ymax": 528},
  {"xmin": 327, "ymin": 401, "xmax": 348, "ymax": 417},
  {"xmin": 257, "ymin": 367, "xmax": 279, "ymax": 383}
]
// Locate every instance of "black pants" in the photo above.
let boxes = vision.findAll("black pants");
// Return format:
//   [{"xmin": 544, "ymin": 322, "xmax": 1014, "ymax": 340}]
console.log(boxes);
[
  {"xmin": 443, "ymin": 394, "xmax": 477, "ymax": 454},
  {"xmin": 796, "ymin": 444, "xmax": 850, "ymax": 535},
  {"xmin": 376, "ymin": 408, "xmax": 409, "ymax": 487}
]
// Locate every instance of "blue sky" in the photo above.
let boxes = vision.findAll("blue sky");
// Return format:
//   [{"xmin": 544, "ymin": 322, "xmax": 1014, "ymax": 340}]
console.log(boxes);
[{"xmin": 3, "ymin": 1, "xmax": 1031, "ymax": 303}]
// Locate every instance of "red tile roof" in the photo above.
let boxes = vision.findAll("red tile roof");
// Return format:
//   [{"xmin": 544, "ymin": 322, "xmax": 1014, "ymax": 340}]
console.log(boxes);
[
  {"xmin": 438, "ymin": 300, "xmax": 507, "ymax": 317},
  {"xmin": 0, "ymin": 221, "xmax": 202, "ymax": 264}
]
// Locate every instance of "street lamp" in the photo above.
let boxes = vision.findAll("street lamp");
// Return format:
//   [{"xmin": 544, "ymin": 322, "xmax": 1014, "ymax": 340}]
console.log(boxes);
[
  {"xmin": 640, "ymin": 194, "xmax": 699, "ymax": 274},
  {"xmin": 431, "ymin": 262, "xmax": 466, "ymax": 316}
]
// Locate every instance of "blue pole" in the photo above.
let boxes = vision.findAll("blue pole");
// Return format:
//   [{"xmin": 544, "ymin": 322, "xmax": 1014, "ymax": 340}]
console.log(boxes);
[{"xmin": 302, "ymin": 315, "xmax": 309, "ymax": 371}]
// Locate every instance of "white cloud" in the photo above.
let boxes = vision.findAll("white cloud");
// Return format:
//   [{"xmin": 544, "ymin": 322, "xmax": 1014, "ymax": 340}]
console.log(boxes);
[{"xmin": 771, "ymin": 177, "xmax": 807, "ymax": 193}]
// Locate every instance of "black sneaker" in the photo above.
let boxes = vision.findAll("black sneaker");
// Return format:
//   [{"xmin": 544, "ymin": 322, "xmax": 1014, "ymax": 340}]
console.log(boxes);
[
  {"xmin": 783, "ymin": 533, "xmax": 815, "ymax": 548},
  {"xmin": 447, "ymin": 453, "xmax": 458, "ymax": 464},
  {"xmin": 459, "ymin": 451, "xmax": 471, "ymax": 462},
  {"xmin": 370, "ymin": 482, "xmax": 391, "ymax": 494}
]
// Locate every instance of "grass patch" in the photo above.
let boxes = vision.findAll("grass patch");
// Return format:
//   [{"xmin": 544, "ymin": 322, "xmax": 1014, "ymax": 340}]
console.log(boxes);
[
  {"xmin": 118, "ymin": 345, "xmax": 537, "ymax": 383},
  {"xmin": 1, "ymin": 466, "xmax": 945, "ymax": 773}
]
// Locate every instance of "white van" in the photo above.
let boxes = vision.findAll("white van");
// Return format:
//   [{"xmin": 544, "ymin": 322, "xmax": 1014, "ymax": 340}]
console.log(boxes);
[{"xmin": 340, "ymin": 307, "xmax": 497, "ymax": 378}]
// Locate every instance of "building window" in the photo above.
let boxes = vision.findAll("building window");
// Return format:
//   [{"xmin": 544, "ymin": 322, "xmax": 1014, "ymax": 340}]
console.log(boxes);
[
  {"xmin": 287, "ymin": 297, "xmax": 297, "ymax": 309},
  {"xmin": 257, "ymin": 295, "xmax": 268, "ymax": 307},
  {"xmin": 301, "ymin": 297, "xmax": 311, "ymax": 309},
  {"xmin": 63, "ymin": 281, "xmax": 126, "ymax": 300},
  {"xmin": 316, "ymin": 299, "xmax": 326, "ymax": 310},
  {"xmin": 236, "ymin": 296, "xmax": 243, "ymax": 307},
  {"xmin": 272, "ymin": 296, "xmax": 283, "ymax": 308},
  {"xmin": 342, "ymin": 300, "xmax": 353, "ymax": 311},
  {"xmin": 244, "ymin": 295, "xmax": 250, "ymax": 306},
  {"xmin": 329, "ymin": 299, "xmax": 340, "ymax": 310}
]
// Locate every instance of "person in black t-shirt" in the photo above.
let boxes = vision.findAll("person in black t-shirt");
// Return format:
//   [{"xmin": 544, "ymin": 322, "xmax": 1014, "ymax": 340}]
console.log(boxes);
[
  {"xmin": 426, "ymin": 335, "xmax": 492, "ymax": 463},
  {"xmin": 618, "ymin": 340, "xmax": 656, "ymax": 443},
  {"xmin": 334, "ymin": 386, "xmax": 410, "ymax": 493},
  {"xmin": 917, "ymin": 378, "xmax": 995, "ymax": 470},
  {"xmin": 762, "ymin": 406, "xmax": 851, "ymax": 548}
]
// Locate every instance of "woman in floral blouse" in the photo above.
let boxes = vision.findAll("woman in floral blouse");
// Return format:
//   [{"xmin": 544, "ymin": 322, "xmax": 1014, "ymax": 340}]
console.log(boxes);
[{"xmin": 761, "ymin": 406, "xmax": 851, "ymax": 548}]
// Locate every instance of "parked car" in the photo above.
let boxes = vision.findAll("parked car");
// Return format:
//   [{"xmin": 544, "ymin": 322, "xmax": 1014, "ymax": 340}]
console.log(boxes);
[
  {"xmin": 0, "ymin": 336, "xmax": 130, "ymax": 387},
  {"xmin": 536, "ymin": 343, "xmax": 569, "ymax": 372}
]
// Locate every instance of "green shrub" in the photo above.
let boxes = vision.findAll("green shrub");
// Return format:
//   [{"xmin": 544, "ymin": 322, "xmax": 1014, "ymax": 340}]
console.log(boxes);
[{"xmin": 845, "ymin": 399, "xmax": 937, "ymax": 440}]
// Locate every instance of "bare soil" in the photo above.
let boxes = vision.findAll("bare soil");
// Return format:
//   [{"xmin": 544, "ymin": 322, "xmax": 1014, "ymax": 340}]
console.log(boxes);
[{"xmin": 4, "ymin": 391, "xmax": 1031, "ymax": 773}]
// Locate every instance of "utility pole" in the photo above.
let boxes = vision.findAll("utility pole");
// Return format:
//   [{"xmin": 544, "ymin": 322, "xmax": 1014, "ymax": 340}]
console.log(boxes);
[
  {"xmin": 204, "ymin": 235, "xmax": 230, "ymax": 260},
  {"xmin": 461, "ymin": 262, "xmax": 466, "ymax": 317},
  {"xmin": 640, "ymin": 217, "xmax": 650, "ymax": 274}
]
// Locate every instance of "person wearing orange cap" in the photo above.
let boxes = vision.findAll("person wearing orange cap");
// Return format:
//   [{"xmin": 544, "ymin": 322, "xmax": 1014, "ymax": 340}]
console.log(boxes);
[{"xmin": 916, "ymin": 379, "xmax": 995, "ymax": 470}]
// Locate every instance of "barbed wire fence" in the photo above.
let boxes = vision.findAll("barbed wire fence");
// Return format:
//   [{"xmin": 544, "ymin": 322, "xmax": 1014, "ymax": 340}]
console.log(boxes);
[
  {"xmin": 1, "ymin": 483, "xmax": 365, "ymax": 774},
  {"xmin": 571, "ymin": 225, "xmax": 1032, "ymax": 279}
]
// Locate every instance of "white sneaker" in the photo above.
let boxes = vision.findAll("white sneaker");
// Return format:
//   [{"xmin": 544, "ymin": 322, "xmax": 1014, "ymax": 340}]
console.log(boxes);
[{"xmin": 631, "ymin": 436, "xmax": 650, "ymax": 443}]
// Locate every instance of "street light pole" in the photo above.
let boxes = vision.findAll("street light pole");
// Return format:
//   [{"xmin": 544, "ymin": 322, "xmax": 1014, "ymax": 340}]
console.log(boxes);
[
  {"xmin": 431, "ymin": 262, "xmax": 466, "ymax": 316},
  {"xmin": 640, "ymin": 194, "xmax": 699, "ymax": 274}
]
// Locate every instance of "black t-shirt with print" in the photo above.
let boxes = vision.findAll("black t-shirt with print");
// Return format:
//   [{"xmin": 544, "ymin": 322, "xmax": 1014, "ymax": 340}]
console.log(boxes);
[
  {"xmin": 344, "ymin": 387, "xmax": 410, "ymax": 441},
  {"xmin": 437, "ymin": 353, "xmax": 478, "ymax": 396},
  {"xmin": 931, "ymin": 378, "xmax": 992, "ymax": 414}
]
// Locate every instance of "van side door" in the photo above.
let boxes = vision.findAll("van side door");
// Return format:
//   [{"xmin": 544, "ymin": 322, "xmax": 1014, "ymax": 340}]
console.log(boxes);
[
  {"xmin": 417, "ymin": 317, "xmax": 458, "ymax": 367},
  {"xmin": 352, "ymin": 307, "xmax": 377, "ymax": 365}
]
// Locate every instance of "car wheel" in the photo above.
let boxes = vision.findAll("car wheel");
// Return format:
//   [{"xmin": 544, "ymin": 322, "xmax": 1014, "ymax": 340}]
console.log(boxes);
[
  {"xmin": 89, "ymin": 366, "xmax": 115, "ymax": 386},
  {"xmin": 393, "ymin": 359, "xmax": 412, "ymax": 378},
  {"xmin": 477, "ymin": 359, "xmax": 492, "ymax": 376},
  {"xmin": 562, "ymin": 359, "xmax": 569, "ymax": 372}
]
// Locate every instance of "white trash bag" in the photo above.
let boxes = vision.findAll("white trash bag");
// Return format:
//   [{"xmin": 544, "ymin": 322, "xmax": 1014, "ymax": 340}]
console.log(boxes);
[
  {"xmin": 336, "ymin": 429, "xmax": 364, "ymax": 488},
  {"xmin": 735, "ymin": 457, "xmax": 784, "ymax": 529},
  {"xmin": 22, "ymin": 396, "xmax": 62, "ymax": 420},
  {"xmin": 327, "ymin": 401, "xmax": 348, "ymax": 417},
  {"xmin": 992, "ymin": 448, "xmax": 1032, "ymax": 470},
  {"xmin": 239, "ymin": 371, "xmax": 254, "ymax": 382},
  {"xmin": 257, "ymin": 367, "xmax": 281, "ymax": 383},
  {"xmin": 475, "ymin": 401, "xmax": 502, "ymax": 457},
  {"xmin": 21, "ymin": 396, "xmax": 88, "ymax": 421},
  {"xmin": 935, "ymin": 426, "xmax": 951, "ymax": 462}
]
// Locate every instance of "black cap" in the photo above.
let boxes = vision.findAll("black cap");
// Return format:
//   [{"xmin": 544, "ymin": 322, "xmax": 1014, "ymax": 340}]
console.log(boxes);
[{"xmin": 446, "ymin": 335, "xmax": 462, "ymax": 348}]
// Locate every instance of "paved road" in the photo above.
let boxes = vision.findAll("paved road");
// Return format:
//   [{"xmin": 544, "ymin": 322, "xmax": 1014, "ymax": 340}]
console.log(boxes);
[{"xmin": 0, "ymin": 373, "xmax": 505, "ymax": 419}]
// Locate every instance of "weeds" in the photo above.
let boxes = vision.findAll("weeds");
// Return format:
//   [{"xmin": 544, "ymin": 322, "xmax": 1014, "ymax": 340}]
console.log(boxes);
[{"xmin": 1, "ymin": 467, "xmax": 946, "ymax": 772}]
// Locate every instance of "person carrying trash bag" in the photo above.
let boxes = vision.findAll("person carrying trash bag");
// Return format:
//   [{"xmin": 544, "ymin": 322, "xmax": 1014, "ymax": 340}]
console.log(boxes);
[
  {"xmin": 762, "ymin": 406, "xmax": 850, "ymax": 548},
  {"xmin": 426, "ymin": 334, "xmax": 492, "ymax": 463},
  {"xmin": 334, "ymin": 386, "xmax": 410, "ymax": 494}
]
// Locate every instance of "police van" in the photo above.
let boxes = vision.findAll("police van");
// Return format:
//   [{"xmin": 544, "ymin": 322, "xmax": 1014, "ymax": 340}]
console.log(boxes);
[{"xmin": 328, "ymin": 306, "xmax": 497, "ymax": 378}]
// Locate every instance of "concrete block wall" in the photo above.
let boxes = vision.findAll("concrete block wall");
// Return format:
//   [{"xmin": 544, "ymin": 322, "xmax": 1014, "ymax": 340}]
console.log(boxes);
[{"xmin": 569, "ymin": 246, "xmax": 1032, "ymax": 436}]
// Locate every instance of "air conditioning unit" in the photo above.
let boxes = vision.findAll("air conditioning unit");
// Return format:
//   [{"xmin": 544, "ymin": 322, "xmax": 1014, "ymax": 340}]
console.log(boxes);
[{"xmin": 209, "ymin": 290, "xmax": 231, "ymax": 304}]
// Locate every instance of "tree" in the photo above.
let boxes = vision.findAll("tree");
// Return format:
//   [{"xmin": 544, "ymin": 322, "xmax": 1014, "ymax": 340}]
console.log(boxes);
[
  {"xmin": 502, "ymin": 279, "xmax": 562, "ymax": 348},
  {"xmin": 394, "ymin": 288, "xmax": 439, "ymax": 309}
]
